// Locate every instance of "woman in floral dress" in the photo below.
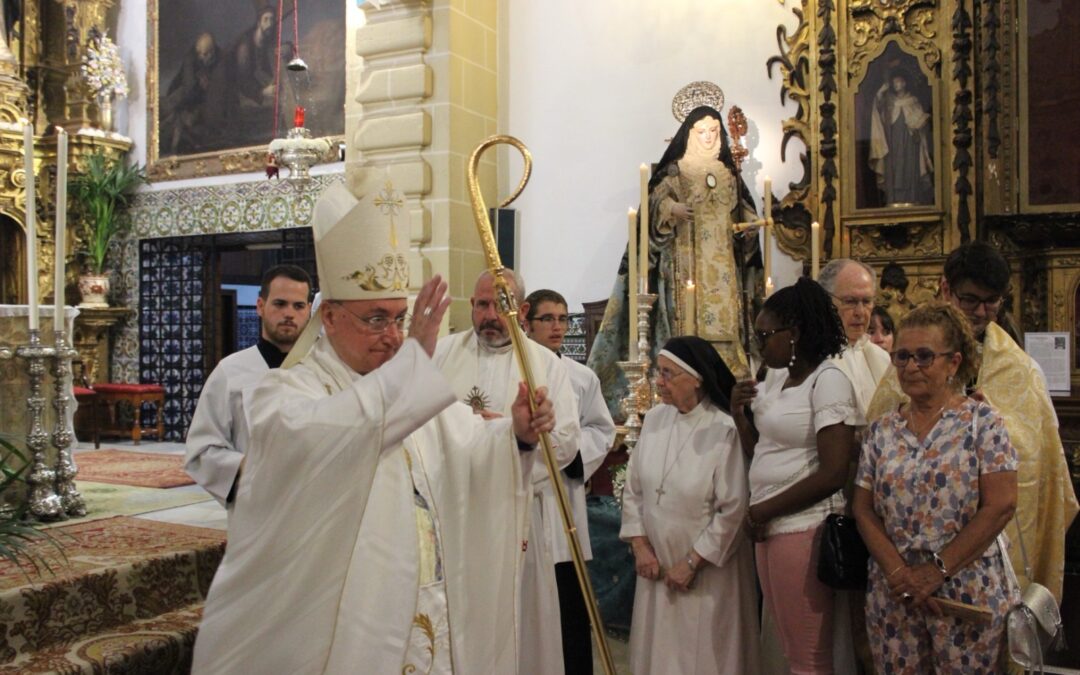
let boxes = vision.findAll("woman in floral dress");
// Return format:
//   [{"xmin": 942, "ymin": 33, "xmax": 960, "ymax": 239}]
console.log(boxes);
[{"xmin": 854, "ymin": 302, "xmax": 1019, "ymax": 672}]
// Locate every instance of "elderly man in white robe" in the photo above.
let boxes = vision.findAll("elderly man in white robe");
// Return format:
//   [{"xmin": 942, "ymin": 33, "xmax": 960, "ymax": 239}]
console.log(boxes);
[
  {"xmin": 192, "ymin": 180, "xmax": 553, "ymax": 675},
  {"xmin": 522, "ymin": 288, "xmax": 616, "ymax": 675},
  {"xmin": 183, "ymin": 264, "xmax": 311, "ymax": 508},
  {"xmin": 434, "ymin": 270, "xmax": 581, "ymax": 675},
  {"xmin": 819, "ymin": 258, "xmax": 891, "ymax": 421}
]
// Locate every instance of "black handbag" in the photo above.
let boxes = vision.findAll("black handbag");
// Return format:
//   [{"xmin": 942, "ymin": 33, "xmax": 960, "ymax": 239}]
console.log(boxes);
[{"xmin": 816, "ymin": 512, "xmax": 870, "ymax": 590}]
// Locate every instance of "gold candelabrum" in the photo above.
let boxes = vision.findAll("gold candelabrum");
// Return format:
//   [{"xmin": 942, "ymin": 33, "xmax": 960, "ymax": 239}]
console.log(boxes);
[
  {"xmin": 616, "ymin": 292, "xmax": 658, "ymax": 451},
  {"xmin": 466, "ymin": 135, "xmax": 617, "ymax": 675}
]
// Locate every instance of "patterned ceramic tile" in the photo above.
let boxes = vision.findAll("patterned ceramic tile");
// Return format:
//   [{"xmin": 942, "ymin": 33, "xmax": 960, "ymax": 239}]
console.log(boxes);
[{"xmin": 110, "ymin": 173, "xmax": 343, "ymax": 383}]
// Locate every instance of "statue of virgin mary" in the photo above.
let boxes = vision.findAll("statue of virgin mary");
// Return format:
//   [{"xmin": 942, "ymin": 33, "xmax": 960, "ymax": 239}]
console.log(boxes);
[{"xmin": 588, "ymin": 83, "xmax": 761, "ymax": 417}]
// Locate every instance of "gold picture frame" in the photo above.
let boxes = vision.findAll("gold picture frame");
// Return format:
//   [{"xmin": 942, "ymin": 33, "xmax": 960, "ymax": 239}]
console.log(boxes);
[{"xmin": 146, "ymin": 0, "xmax": 345, "ymax": 181}]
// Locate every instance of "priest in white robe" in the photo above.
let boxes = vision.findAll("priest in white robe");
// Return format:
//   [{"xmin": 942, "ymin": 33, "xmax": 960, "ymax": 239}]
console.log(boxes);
[
  {"xmin": 818, "ymin": 258, "xmax": 891, "ymax": 421},
  {"xmin": 523, "ymin": 288, "xmax": 616, "ymax": 674},
  {"xmin": 434, "ymin": 270, "xmax": 581, "ymax": 675},
  {"xmin": 192, "ymin": 180, "xmax": 551, "ymax": 675},
  {"xmin": 184, "ymin": 264, "xmax": 311, "ymax": 507},
  {"xmin": 621, "ymin": 336, "xmax": 759, "ymax": 675}
]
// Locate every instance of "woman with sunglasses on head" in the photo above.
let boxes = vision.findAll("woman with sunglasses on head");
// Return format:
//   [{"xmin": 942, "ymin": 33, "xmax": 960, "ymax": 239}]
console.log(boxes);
[
  {"xmin": 620, "ymin": 336, "xmax": 760, "ymax": 675},
  {"xmin": 853, "ymin": 302, "xmax": 1019, "ymax": 672},
  {"xmin": 730, "ymin": 277, "xmax": 857, "ymax": 674}
]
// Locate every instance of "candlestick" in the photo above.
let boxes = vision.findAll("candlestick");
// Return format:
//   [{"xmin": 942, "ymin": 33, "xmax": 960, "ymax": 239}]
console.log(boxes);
[
  {"xmin": 22, "ymin": 120, "xmax": 38, "ymax": 331},
  {"xmin": 811, "ymin": 221, "xmax": 820, "ymax": 280},
  {"xmin": 628, "ymin": 207, "xmax": 639, "ymax": 362},
  {"xmin": 54, "ymin": 129, "xmax": 67, "ymax": 332},
  {"xmin": 639, "ymin": 163, "xmax": 650, "ymax": 294},
  {"xmin": 763, "ymin": 177, "xmax": 772, "ymax": 287},
  {"xmin": 765, "ymin": 276, "xmax": 775, "ymax": 297}
]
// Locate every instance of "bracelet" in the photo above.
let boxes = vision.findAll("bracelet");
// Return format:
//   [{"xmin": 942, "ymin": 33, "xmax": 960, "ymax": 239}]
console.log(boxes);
[
  {"xmin": 886, "ymin": 564, "xmax": 905, "ymax": 579},
  {"xmin": 931, "ymin": 552, "xmax": 951, "ymax": 581},
  {"xmin": 686, "ymin": 554, "xmax": 698, "ymax": 572}
]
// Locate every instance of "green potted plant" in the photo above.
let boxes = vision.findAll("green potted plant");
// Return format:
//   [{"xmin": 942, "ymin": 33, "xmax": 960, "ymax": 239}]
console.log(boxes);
[
  {"xmin": 72, "ymin": 153, "xmax": 146, "ymax": 308},
  {"xmin": 0, "ymin": 432, "xmax": 64, "ymax": 576}
]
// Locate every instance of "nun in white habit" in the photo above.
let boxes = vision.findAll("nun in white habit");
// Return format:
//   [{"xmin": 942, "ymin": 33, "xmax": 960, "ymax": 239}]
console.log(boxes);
[{"xmin": 620, "ymin": 336, "xmax": 760, "ymax": 675}]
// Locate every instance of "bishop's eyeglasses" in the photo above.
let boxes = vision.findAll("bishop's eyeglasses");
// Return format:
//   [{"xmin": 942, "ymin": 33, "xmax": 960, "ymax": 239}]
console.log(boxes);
[{"xmin": 332, "ymin": 302, "xmax": 409, "ymax": 333}]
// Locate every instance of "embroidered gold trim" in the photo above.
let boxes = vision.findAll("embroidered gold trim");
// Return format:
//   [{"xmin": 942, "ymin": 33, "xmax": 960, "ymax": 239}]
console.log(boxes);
[{"xmin": 343, "ymin": 253, "xmax": 409, "ymax": 291}]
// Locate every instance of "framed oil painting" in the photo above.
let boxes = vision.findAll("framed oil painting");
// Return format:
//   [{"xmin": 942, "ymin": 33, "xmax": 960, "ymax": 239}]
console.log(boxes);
[{"xmin": 147, "ymin": 0, "xmax": 345, "ymax": 180}]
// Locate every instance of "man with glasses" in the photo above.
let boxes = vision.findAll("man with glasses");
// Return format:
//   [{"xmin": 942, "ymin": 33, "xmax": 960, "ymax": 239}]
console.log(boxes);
[
  {"xmin": 869, "ymin": 241, "xmax": 1077, "ymax": 604},
  {"xmin": 184, "ymin": 264, "xmax": 312, "ymax": 509},
  {"xmin": 818, "ymin": 258, "xmax": 892, "ymax": 420},
  {"xmin": 434, "ymin": 271, "xmax": 581, "ymax": 675},
  {"xmin": 522, "ymin": 289, "xmax": 616, "ymax": 675},
  {"xmin": 193, "ymin": 181, "xmax": 554, "ymax": 673}
]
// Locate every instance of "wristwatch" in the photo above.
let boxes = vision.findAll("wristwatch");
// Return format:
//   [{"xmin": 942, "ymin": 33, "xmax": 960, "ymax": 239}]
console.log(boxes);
[
  {"xmin": 686, "ymin": 554, "xmax": 698, "ymax": 572},
  {"xmin": 931, "ymin": 552, "xmax": 951, "ymax": 581}
]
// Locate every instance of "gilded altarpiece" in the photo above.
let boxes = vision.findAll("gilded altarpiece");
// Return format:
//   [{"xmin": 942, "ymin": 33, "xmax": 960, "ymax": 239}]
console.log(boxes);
[{"xmin": 768, "ymin": 0, "xmax": 976, "ymax": 306}]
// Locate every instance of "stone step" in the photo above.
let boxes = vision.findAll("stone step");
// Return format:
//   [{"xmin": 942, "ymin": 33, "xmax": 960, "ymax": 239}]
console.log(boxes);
[{"xmin": 0, "ymin": 516, "xmax": 225, "ymax": 670}]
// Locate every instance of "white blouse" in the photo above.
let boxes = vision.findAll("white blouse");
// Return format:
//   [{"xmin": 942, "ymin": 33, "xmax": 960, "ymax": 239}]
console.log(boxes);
[{"xmin": 749, "ymin": 361, "xmax": 859, "ymax": 535}]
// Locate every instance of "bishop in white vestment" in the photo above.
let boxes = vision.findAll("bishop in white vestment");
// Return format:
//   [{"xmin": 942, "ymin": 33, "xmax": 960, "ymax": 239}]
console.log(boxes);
[{"xmin": 192, "ymin": 181, "xmax": 550, "ymax": 675}]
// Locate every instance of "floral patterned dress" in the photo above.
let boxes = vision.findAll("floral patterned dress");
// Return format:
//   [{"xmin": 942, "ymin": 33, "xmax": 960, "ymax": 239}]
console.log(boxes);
[{"xmin": 856, "ymin": 398, "xmax": 1020, "ymax": 673}]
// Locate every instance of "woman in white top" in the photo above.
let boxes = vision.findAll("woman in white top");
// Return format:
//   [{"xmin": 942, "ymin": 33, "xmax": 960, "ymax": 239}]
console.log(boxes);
[
  {"xmin": 621, "ymin": 336, "xmax": 760, "ymax": 675},
  {"xmin": 732, "ymin": 278, "xmax": 858, "ymax": 674}
]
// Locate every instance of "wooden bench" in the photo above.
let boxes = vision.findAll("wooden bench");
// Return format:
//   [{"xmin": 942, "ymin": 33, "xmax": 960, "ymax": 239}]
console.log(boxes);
[{"xmin": 91, "ymin": 383, "xmax": 166, "ymax": 445}]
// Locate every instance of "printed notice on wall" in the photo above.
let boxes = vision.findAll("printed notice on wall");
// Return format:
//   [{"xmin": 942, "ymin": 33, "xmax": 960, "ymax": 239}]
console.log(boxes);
[{"xmin": 1025, "ymin": 332, "xmax": 1071, "ymax": 395}]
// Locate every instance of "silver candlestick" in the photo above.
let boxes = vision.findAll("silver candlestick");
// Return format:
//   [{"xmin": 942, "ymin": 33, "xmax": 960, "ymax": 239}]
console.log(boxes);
[
  {"xmin": 15, "ymin": 329, "xmax": 62, "ymax": 520},
  {"xmin": 616, "ymin": 292, "xmax": 659, "ymax": 451},
  {"xmin": 51, "ymin": 330, "xmax": 85, "ymax": 517}
]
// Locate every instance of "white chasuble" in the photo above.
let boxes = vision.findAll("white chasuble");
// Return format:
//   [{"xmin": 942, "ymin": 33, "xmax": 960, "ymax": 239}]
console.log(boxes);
[
  {"xmin": 192, "ymin": 337, "xmax": 533, "ymax": 674},
  {"xmin": 434, "ymin": 331, "xmax": 582, "ymax": 675},
  {"xmin": 620, "ymin": 401, "xmax": 760, "ymax": 675}
]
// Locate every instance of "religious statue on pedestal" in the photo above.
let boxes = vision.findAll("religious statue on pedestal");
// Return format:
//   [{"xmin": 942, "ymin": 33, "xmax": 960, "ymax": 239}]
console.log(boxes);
[{"xmin": 588, "ymin": 82, "xmax": 761, "ymax": 417}]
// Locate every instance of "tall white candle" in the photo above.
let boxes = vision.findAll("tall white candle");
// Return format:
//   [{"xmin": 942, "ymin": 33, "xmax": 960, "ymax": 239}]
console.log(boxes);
[
  {"xmin": 639, "ymin": 163, "xmax": 650, "ymax": 294},
  {"xmin": 685, "ymin": 279, "xmax": 696, "ymax": 333},
  {"xmin": 628, "ymin": 207, "xmax": 639, "ymax": 362},
  {"xmin": 811, "ymin": 221, "xmax": 821, "ymax": 281},
  {"xmin": 763, "ymin": 177, "xmax": 772, "ymax": 289},
  {"xmin": 54, "ymin": 128, "xmax": 68, "ymax": 333},
  {"xmin": 22, "ymin": 120, "xmax": 38, "ymax": 331}
]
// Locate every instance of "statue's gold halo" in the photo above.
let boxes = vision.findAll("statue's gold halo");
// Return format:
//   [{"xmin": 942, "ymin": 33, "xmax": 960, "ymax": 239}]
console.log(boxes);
[{"xmin": 671, "ymin": 81, "xmax": 725, "ymax": 122}]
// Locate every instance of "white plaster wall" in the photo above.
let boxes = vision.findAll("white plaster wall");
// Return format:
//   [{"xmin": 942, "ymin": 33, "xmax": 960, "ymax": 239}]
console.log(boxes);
[{"xmin": 501, "ymin": 0, "xmax": 804, "ymax": 310}]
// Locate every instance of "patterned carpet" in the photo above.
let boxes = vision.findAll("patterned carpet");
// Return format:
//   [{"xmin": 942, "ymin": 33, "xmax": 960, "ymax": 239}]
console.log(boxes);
[
  {"xmin": 72, "ymin": 450, "xmax": 194, "ymax": 488},
  {"xmin": 0, "ymin": 516, "xmax": 225, "ymax": 673}
]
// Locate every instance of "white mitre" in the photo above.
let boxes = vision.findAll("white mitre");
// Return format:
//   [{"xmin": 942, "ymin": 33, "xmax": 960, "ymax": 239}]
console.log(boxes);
[{"xmin": 282, "ymin": 177, "xmax": 410, "ymax": 368}]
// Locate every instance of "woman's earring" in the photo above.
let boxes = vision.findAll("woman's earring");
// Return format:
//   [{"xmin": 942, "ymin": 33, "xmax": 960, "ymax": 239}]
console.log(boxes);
[
  {"xmin": 788, "ymin": 339, "xmax": 797, "ymax": 368},
  {"xmin": 947, "ymin": 374, "xmax": 955, "ymax": 385}
]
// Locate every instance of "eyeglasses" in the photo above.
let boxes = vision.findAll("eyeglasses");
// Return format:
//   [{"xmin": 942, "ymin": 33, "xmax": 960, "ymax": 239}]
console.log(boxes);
[
  {"xmin": 831, "ymin": 294, "xmax": 874, "ymax": 311},
  {"xmin": 656, "ymin": 368, "xmax": 689, "ymax": 382},
  {"xmin": 754, "ymin": 326, "xmax": 789, "ymax": 348},
  {"xmin": 333, "ymin": 302, "xmax": 409, "ymax": 334},
  {"xmin": 954, "ymin": 293, "xmax": 1003, "ymax": 313},
  {"xmin": 890, "ymin": 348, "xmax": 955, "ymax": 368},
  {"xmin": 530, "ymin": 314, "xmax": 569, "ymax": 326}
]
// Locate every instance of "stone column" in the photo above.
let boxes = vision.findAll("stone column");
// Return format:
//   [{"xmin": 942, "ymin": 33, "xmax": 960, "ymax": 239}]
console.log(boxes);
[{"xmin": 349, "ymin": 0, "xmax": 498, "ymax": 331}]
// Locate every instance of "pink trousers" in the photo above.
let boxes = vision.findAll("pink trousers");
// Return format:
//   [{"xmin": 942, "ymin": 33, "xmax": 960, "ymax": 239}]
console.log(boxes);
[{"xmin": 756, "ymin": 525, "xmax": 834, "ymax": 675}]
